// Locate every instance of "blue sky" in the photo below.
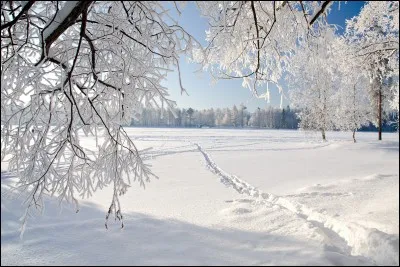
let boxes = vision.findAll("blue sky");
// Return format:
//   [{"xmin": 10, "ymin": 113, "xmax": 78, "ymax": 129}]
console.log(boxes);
[{"xmin": 163, "ymin": 1, "xmax": 366, "ymax": 112}]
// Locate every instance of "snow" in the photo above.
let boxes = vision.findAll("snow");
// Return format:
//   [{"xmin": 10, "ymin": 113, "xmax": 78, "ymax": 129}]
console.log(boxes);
[
  {"xmin": 1, "ymin": 128, "xmax": 399, "ymax": 265},
  {"xmin": 42, "ymin": 2, "xmax": 80, "ymax": 41}
]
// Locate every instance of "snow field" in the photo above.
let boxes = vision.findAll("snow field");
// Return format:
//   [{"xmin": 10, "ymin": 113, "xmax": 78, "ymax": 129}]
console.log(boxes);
[{"xmin": 2, "ymin": 128, "xmax": 399, "ymax": 265}]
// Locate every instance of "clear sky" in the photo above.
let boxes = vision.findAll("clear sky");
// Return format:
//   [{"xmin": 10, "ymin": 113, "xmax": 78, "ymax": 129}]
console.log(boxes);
[{"xmin": 163, "ymin": 1, "xmax": 366, "ymax": 112}]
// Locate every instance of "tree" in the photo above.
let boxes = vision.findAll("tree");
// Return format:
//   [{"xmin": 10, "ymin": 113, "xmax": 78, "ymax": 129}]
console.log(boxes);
[
  {"xmin": 334, "ymin": 38, "xmax": 373, "ymax": 142},
  {"xmin": 231, "ymin": 105, "xmax": 239, "ymax": 127},
  {"xmin": 239, "ymin": 104, "xmax": 247, "ymax": 127},
  {"xmin": 336, "ymin": 78, "xmax": 372, "ymax": 142},
  {"xmin": 186, "ymin": 108, "xmax": 194, "ymax": 127},
  {"xmin": 206, "ymin": 108, "xmax": 216, "ymax": 127},
  {"xmin": 181, "ymin": 108, "xmax": 188, "ymax": 126},
  {"xmin": 221, "ymin": 108, "xmax": 232, "ymax": 127},
  {"xmin": 265, "ymin": 107, "xmax": 273, "ymax": 128},
  {"xmin": 281, "ymin": 108, "xmax": 287, "ymax": 129},
  {"xmin": 244, "ymin": 113, "xmax": 251, "ymax": 127},
  {"xmin": 285, "ymin": 105, "xmax": 299, "ymax": 129},
  {"xmin": 344, "ymin": 1, "xmax": 399, "ymax": 139},
  {"xmin": 176, "ymin": 109, "xmax": 182, "ymax": 127},
  {"xmin": 1, "ymin": 1, "xmax": 197, "ymax": 229},
  {"xmin": 367, "ymin": 58, "xmax": 394, "ymax": 140},
  {"xmin": 251, "ymin": 107, "xmax": 262, "ymax": 128},
  {"xmin": 214, "ymin": 108, "xmax": 222, "ymax": 126},
  {"xmin": 389, "ymin": 83, "xmax": 399, "ymax": 130},
  {"xmin": 194, "ymin": 1, "xmax": 334, "ymax": 98},
  {"xmin": 287, "ymin": 26, "xmax": 339, "ymax": 141}
]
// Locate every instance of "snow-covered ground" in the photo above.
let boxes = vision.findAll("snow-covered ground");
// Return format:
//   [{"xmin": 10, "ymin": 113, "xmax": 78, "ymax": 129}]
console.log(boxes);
[{"xmin": 1, "ymin": 128, "xmax": 399, "ymax": 265}]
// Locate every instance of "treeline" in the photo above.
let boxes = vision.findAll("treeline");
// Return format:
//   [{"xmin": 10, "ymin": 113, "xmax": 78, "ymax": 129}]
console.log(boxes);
[{"xmin": 130, "ymin": 105, "xmax": 300, "ymax": 129}]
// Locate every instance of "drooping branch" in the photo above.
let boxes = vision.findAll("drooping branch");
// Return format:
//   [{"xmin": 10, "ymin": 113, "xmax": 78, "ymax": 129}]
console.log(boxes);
[{"xmin": 2, "ymin": 1, "xmax": 196, "ymax": 231}]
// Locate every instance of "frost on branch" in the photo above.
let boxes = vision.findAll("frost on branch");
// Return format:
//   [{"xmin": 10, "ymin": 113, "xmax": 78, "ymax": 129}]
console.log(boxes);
[
  {"xmin": 286, "ymin": 26, "xmax": 340, "ymax": 141},
  {"xmin": 1, "ymin": 1, "xmax": 196, "ymax": 229},
  {"xmin": 332, "ymin": 37, "xmax": 373, "ymax": 142},
  {"xmin": 193, "ymin": 1, "xmax": 333, "ymax": 96},
  {"xmin": 344, "ymin": 1, "xmax": 399, "ymax": 137}
]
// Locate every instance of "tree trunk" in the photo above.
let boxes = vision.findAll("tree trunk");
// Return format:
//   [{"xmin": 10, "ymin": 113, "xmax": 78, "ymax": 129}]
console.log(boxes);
[
  {"xmin": 378, "ymin": 90, "xmax": 382, "ymax": 140},
  {"xmin": 321, "ymin": 129, "xmax": 326, "ymax": 141},
  {"xmin": 353, "ymin": 129, "xmax": 356, "ymax": 143}
]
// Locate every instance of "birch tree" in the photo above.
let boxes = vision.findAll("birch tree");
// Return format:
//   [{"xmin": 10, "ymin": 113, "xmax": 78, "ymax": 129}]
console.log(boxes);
[
  {"xmin": 287, "ymin": 26, "xmax": 339, "ymax": 141},
  {"xmin": 335, "ymin": 74, "xmax": 372, "ymax": 142}
]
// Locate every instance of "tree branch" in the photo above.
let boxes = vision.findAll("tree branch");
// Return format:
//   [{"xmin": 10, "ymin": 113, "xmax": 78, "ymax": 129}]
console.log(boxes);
[
  {"xmin": 0, "ymin": 1, "xmax": 35, "ymax": 30},
  {"xmin": 309, "ymin": 1, "xmax": 332, "ymax": 26}
]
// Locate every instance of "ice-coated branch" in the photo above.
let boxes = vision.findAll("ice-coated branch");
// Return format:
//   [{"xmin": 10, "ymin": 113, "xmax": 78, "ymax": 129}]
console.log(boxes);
[
  {"xmin": 194, "ymin": 1, "xmax": 334, "ymax": 96},
  {"xmin": 309, "ymin": 1, "xmax": 332, "ymax": 26},
  {"xmin": 1, "ymin": 1, "xmax": 195, "ymax": 230}
]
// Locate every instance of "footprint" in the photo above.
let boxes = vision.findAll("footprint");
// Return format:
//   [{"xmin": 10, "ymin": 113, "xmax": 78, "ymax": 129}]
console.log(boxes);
[{"xmin": 232, "ymin": 208, "xmax": 252, "ymax": 214}]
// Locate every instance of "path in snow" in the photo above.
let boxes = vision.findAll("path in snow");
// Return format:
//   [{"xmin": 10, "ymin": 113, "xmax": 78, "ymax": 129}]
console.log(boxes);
[
  {"xmin": 1, "ymin": 154, "xmax": 368, "ymax": 266},
  {"xmin": 194, "ymin": 142, "xmax": 399, "ymax": 266}
]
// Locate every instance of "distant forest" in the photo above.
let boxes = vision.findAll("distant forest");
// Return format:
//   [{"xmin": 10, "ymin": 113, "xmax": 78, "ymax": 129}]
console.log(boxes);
[{"xmin": 130, "ymin": 105, "xmax": 398, "ymax": 131}]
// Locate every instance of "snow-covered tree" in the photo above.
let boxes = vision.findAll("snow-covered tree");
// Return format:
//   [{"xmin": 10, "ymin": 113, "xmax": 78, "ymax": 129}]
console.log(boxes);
[
  {"xmin": 221, "ymin": 108, "xmax": 232, "ymax": 126},
  {"xmin": 215, "ymin": 108, "xmax": 223, "ymax": 127},
  {"xmin": 280, "ymin": 108, "xmax": 287, "ymax": 129},
  {"xmin": 186, "ymin": 108, "xmax": 195, "ymax": 127},
  {"xmin": 181, "ymin": 108, "xmax": 188, "ymax": 127},
  {"xmin": 194, "ymin": 1, "xmax": 334, "ymax": 97},
  {"xmin": 287, "ymin": 26, "xmax": 340, "ymax": 141},
  {"xmin": 1, "ymin": 1, "xmax": 197, "ymax": 229},
  {"xmin": 332, "ymin": 38, "xmax": 373, "ymax": 142},
  {"xmin": 335, "ymin": 75, "xmax": 372, "ymax": 142},
  {"xmin": 205, "ymin": 108, "xmax": 216, "ymax": 127},
  {"xmin": 249, "ymin": 107, "xmax": 262, "ymax": 128},
  {"xmin": 239, "ymin": 104, "xmax": 247, "ymax": 127},
  {"xmin": 266, "ymin": 106, "xmax": 274, "ymax": 128},
  {"xmin": 344, "ymin": 1, "xmax": 399, "ymax": 139},
  {"xmin": 231, "ymin": 105, "xmax": 239, "ymax": 127}
]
